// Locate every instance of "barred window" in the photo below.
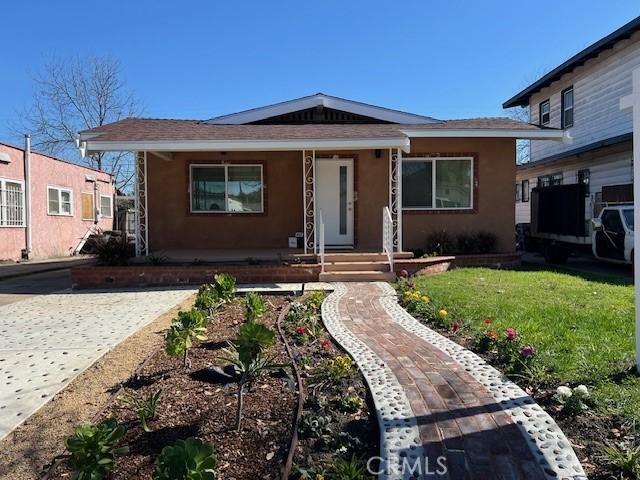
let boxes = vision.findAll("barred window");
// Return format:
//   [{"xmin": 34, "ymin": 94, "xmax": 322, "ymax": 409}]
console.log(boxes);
[{"xmin": 0, "ymin": 178, "xmax": 25, "ymax": 227}]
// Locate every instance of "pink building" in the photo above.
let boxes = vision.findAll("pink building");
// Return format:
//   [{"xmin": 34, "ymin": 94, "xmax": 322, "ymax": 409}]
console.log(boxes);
[{"xmin": 0, "ymin": 139, "xmax": 115, "ymax": 261}]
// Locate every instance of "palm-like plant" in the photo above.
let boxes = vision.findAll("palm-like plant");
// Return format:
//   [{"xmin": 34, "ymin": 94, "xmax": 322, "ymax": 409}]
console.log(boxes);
[{"xmin": 219, "ymin": 322, "xmax": 282, "ymax": 431}]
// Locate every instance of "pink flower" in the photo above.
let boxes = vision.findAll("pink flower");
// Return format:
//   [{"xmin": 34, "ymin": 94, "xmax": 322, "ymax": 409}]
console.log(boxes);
[
  {"xmin": 295, "ymin": 326, "xmax": 306, "ymax": 335},
  {"xmin": 505, "ymin": 327, "xmax": 518, "ymax": 340},
  {"xmin": 520, "ymin": 345, "xmax": 535, "ymax": 358},
  {"xmin": 407, "ymin": 281, "xmax": 414, "ymax": 289},
  {"xmin": 320, "ymin": 338, "xmax": 331, "ymax": 350},
  {"xmin": 400, "ymin": 269, "xmax": 409, "ymax": 278},
  {"xmin": 483, "ymin": 318, "xmax": 493, "ymax": 325}
]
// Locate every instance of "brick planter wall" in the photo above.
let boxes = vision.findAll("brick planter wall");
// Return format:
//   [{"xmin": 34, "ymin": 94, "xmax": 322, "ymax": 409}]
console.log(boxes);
[
  {"xmin": 393, "ymin": 256, "xmax": 455, "ymax": 277},
  {"xmin": 71, "ymin": 264, "xmax": 321, "ymax": 289},
  {"xmin": 394, "ymin": 252, "xmax": 521, "ymax": 278}
]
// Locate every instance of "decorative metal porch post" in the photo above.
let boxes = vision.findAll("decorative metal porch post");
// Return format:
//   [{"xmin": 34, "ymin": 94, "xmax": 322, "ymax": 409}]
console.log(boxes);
[
  {"xmin": 303, "ymin": 150, "xmax": 316, "ymax": 254},
  {"xmin": 134, "ymin": 151, "xmax": 148, "ymax": 257},
  {"xmin": 389, "ymin": 148, "xmax": 403, "ymax": 252}
]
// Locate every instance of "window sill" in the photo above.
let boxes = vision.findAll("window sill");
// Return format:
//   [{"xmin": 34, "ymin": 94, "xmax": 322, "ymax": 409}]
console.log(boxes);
[
  {"xmin": 47, "ymin": 213, "xmax": 74, "ymax": 217},
  {"xmin": 403, "ymin": 208, "xmax": 476, "ymax": 215},
  {"xmin": 0, "ymin": 224, "xmax": 25, "ymax": 228}
]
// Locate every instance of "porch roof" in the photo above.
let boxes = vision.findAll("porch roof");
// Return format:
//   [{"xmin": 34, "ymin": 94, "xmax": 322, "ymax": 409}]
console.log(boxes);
[{"xmin": 78, "ymin": 117, "xmax": 566, "ymax": 154}]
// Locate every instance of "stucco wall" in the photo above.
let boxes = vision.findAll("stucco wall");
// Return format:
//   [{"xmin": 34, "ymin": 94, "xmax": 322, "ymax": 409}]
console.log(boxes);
[
  {"xmin": 402, "ymin": 138, "xmax": 516, "ymax": 253},
  {"xmin": 146, "ymin": 138, "xmax": 516, "ymax": 254},
  {"xmin": 0, "ymin": 143, "xmax": 114, "ymax": 261},
  {"xmin": 147, "ymin": 151, "xmax": 304, "ymax": 251}
]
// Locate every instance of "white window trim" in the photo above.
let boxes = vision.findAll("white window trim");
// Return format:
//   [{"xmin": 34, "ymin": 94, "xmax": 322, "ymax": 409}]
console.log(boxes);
[
  {"xmin": 401, "ymin": 156, "xmax": 474, "ymax": 211},
  {"xmin": 562, "ymin": 87, "xmax": 574, "ymax": 128},
  {"xmin": 540, "ymin": 99, "xmax": 550, "ymax": 126},
  {"xmin": 0, "ymin": 177, "xmax": 25, "ymax": 227},
  {"xmin": 47, "ymin": 185, "xmax": 74, "ymax": 216},
  {"xmin": 99, "ymin": 194, "xmax": 113, "ymax": 218},
  {"xmin": 189, "ymin": 164, "xmax": 265, "ymax": 214},
  {"xmin": 81, "ymin": 191, "xmax": 95, "ymax": 221}
]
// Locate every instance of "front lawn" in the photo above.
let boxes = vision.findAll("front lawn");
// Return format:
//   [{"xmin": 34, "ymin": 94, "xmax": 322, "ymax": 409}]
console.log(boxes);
[{"xmin": 411, "ymin": 267, "xmax": 637, "ymax": 420}]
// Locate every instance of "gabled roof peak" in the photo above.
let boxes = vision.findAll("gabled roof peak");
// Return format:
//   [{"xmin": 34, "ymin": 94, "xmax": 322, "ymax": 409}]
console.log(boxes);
[{"xmin": 205, "ymin": 93, "xmax": 440, "ymax": 125}]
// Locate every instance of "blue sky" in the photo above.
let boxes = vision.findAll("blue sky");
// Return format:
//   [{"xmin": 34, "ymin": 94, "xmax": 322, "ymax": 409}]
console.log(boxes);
[{"xmin": 1, "ymin": 0, "xmax": 638, "ymax": 142}]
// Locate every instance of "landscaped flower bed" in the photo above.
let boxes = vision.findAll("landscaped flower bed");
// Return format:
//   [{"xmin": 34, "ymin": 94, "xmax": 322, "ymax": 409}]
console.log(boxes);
[
  {"xmin": 47, "ymin": 275, "xmax": 298, "ymax": 479},
  {"xmin": 397, "ymin": 268, "xmax": 639, "ymax": 480},
  {"xmin": 282, "ymin": 291, "xmax": 378, "ymax": 478}
]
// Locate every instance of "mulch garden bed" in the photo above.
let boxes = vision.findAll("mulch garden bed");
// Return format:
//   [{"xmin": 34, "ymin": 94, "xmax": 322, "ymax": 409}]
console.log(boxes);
[
  {"xmin": 48, "ymin": 295, "xmax": 297, "ymax": 479},
  {"xmin": 281, "ymin": 292, "xmax": 379, "ymax": 477}
]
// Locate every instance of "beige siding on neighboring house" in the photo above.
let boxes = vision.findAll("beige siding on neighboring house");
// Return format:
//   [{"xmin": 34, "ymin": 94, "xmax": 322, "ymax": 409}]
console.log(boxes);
[{"xmin": 529, "ymin": 31, "xmax": 640, "ymax": 161}]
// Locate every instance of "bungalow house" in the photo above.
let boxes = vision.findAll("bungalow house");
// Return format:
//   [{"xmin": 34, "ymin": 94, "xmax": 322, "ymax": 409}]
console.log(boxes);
[
  {"xmin": 0, "ymin": 139, "xmax": 114, "ymax": 261},
  {"xmin": 77, "ymin": 93, "xmax": 564, "ymax": 281}
]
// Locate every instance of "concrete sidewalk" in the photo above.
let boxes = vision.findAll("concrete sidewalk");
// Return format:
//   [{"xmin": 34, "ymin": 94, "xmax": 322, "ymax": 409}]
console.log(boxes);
[
  {"xmin": 0, "ymin": 286, "xmax": 196, "ymax": 440},
  {"xmin": 0, "ymin": 256, "xmax": 96, "ymax": 281}
]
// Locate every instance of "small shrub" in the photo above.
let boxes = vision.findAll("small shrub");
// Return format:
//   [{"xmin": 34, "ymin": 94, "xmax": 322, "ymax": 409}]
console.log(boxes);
[
  {"xmin": 92, "ymin": 233, "xmax": 133, "ymax": 266},
  {"xmin": 153, "ymin": 437, "xmax": 217, "ymax": 480},
  {"xmin": 555, "ymin": 385, "xmax": 590, "ymax": 415},
  {"xmin": 333, "ymin": 432, "xmax": 363, "ymax": 455},
  {"xmin": 333, "ymin": 394, "xmax": 363, "ymax": 414},
  {"xmin": 244, "ymin": 292, "xmax": 266, "ymax": 323},
  {"xmin": 298, "ymin": 413, "xmax": 331, "ymax": 439},
  {"xmin": 424, "ymin": 230, "xmax": 454, "ymax": 256},
  {"xmin": 311, "ymin": 355, "xmax": 353, "ymax": 392},
  {"xmin": 65, "ymin": 417, "xmax": 129, "ymax": 479},
  {"xmin": 600, "ymin": 441, "xmax": 640, "ymax": 478},
  {"xmin": 165, "ymin": 309, "xmax": 209, "ymax": 368},
  {"xmin": 195, "ymin": 285, "xmax": 222, "ymax": 316},
  {"xmin": 120, "ymin": 389, "xmax": 162, "ymax": 433},
  {"xmin": 474, "ymin": 231, "xmax": 497, "ymax": 253},
  {"xmin": 293, "ymin": 353, "xmax": 313, "ymax": 370},
  {"xmin": 147, "ymin": 254, "xmax": 168, "ymax": 265},
  {"xmin": 326, "ymin": 454, "xmax": 368, "ymax": 479},
  {"xmin": 473, "ymin": 318, "xmax": 499, "ymax": 352},
  {"xmin": 212, "ymin": 273, "xmax": 236, "ymax": 303},
  {"xmin": 305, "ymin": 291, "xmax": 327, "ymax": 312}
]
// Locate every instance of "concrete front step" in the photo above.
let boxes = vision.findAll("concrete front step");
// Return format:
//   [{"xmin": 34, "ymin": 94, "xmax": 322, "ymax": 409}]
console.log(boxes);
[
  {"xmin": 319, "ymin": 270, "xmax": 396, "ymax": 282},
  {"xmin": 324, "ymin": 261, "xmax": 391, "ymax": 272}
]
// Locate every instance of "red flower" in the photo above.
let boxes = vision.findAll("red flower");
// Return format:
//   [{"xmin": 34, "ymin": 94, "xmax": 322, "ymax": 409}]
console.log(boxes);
[
  {"xmin": 407, "ymin": 280, "xmax": 414, "ymax": 289},
  {"xmin": 320, "ymin": 339, "xmax": 331, "ymax": 350},
  {"xmin": 505, "ymin": 327, "xmax": 518, "ymax": 340},
  {"xmin": 483, "ymin": 318, "xmax": 493, "ymax": 325},
  {"xmin": 451, "ymin": 321, "xmax": 461, "ymax": 333},
  {"xmin": 295, "ymin": 326, "xmax": 307, "ymax": 335}
]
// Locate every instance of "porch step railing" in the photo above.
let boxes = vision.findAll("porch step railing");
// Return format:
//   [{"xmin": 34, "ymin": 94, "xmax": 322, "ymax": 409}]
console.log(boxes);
[
  {"xmin": 382, "ymin": 206, "xmax": 394, "ymax": 272},
  {"xmin": 319, "ymin": 209, "xmax": 325, "ymax": 272}
]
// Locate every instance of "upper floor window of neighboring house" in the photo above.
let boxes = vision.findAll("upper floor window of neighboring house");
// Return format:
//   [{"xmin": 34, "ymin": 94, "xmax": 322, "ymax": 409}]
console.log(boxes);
[
  {"xmin": 100, "ymin": 194, "xmax": 113, "ymax": 218},
  {"xmin": 402, "ymin": 157, "xmax": 474, "ymax": 209},
  {"xmin": 515, "ymin": 182, "xmax": 522, "ymax": 202},
  {"xmin": 521, "ymin": 179, "xmax": 530, "ymax": 202},
  {"xmin": 538, "ymin": 172, "xmax": 563, "ymax": 188},
  {"xmin": 191, "ymin": 165, "xmax": 264, "ymax": 213},
  {"xmin": 539, "ymin": 99, "xmax": 550, "ymax": 126},
  {"xmin": 561, "ymin": 86, "xmax": 574, "ymax": 128},
  {"xmin": 577, "ymin": 169, "xmax": 590, "ymax": 196},
  {"xmin": 0, "ymin": 178, "xmax": 25, "ymax": 227},
  {"xmin": 48, "ymin": 186, "xmax": 73, "ymax": 216}
]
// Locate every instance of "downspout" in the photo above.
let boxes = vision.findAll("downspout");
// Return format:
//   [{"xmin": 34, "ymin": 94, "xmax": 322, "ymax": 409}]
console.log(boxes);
[{"xmin": 22, "ymin": 134, "xmax": 32, "ymax": 259}]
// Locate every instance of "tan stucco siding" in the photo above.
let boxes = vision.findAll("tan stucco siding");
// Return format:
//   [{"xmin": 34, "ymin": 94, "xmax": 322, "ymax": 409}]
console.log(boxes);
[
  {"xmin": 402, "ymin": 138, "xmax": 516, "ymax": 253},
  {"xmin": 147, "ymin": 151, "xmax": 303, "ymax": 250}
]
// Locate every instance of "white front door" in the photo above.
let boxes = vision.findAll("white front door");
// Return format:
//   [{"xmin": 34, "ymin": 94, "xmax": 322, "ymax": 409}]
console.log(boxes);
[{"xmin": 316, "ymin": 159, "xmax": 354, "ymax": 246}]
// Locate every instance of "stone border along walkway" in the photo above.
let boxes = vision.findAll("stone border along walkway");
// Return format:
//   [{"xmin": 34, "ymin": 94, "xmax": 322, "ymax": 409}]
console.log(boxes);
[
  {"xmin": 322, "ymin": 282, "xmax": 587, "ymax": 480},
  {"xmin": 0, "ymin": 287, "xmax": 196, "ymax": 440}
]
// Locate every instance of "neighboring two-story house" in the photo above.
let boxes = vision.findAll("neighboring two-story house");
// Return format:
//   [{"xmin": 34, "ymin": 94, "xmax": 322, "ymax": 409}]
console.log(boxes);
[{"xmin": 504, "ymin": 16, "xmax": 639, "ymax": 229}]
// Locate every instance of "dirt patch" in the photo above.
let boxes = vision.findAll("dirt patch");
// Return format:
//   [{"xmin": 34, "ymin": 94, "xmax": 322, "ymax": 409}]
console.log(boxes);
[
  {"xmin": 47, "ymin": 295, "xmax": 296, "ymax": 479},
  {"xmin": 0, "ymin": 294, "xmax": 195, "ymax": 480}
]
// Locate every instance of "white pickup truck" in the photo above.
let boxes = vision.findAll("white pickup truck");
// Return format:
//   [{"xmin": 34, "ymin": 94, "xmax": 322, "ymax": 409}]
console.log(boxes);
[{"xmin": 592, "ymin": 204, "xmax": 634, "ymax": 265}]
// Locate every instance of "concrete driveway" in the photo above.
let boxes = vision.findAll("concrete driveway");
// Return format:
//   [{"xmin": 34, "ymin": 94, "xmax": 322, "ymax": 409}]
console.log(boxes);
[
  {"xmin": 522, "ymin": 252, "xmax": 633, "ymax": 281},
  {"xmin": 0, "ymin": 269, "xmax": 72, "ymax": 306},
  {"xmin": 0, "ymin": 285, "xmax": 196, "ymax": 440}
]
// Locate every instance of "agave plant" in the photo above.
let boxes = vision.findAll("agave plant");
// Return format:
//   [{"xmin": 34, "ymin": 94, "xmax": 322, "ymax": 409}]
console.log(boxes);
[
  {"xmin": 120, "ymin": 389, "xmax": 162, "ymax": 432},
  {"xmin": 165, "ymin": 309, "xmax": 209, "ymax": 368},
  {"xmin": 153, "ymin": 437, "xmax": 217, "ymax": 480},
  {"xmin": 65, "ymin": 417, "xmax": 129, "ymax": 479},
  {"xmin": 244, "ymin": 292, "xmax": 266, "ymax": 323},
  {"xmin": 219, "ymin": 322, "xmax": 282, "ymax": 431}
]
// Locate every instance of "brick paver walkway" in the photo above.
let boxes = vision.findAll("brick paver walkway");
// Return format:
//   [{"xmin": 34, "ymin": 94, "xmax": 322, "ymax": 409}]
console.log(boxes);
[{"xmin": 333, "ymin": 282, "xmax": 568, "ymax": 479}]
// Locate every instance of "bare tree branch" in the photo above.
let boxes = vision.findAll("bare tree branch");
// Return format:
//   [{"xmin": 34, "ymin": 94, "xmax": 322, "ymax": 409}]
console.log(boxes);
[{"xmin": 10, "ymin": 55, "xmax": 142, "ymax": 192}]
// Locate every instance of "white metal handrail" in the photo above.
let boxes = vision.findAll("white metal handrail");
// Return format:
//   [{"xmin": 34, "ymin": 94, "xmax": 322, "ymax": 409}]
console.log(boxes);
[
  {"xmin": 383, "ymin": 206, "xmax": 394, "ymax": 271},
  {"xmin": 319, "ymin": 209, "xmax": 325, "ymax": 272}
]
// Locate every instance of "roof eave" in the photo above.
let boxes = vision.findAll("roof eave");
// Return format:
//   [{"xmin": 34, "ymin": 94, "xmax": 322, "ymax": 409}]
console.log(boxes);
[
  {"xmin": 82, "ymin": 137, "xmax": 412, "ymax": 155},
  {"xmin": 401, "ymin": 128, "xmax": 567, "ymax": 140}
]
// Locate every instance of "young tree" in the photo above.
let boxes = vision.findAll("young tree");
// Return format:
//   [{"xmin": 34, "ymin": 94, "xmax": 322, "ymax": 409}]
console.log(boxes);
[
  {"xmin": 12, "ymin": 55, "xmax": 142, "ymax": 191},
  {"xmin": 506, "ymin": 106, "xmax": 531, "ymax": 165}
]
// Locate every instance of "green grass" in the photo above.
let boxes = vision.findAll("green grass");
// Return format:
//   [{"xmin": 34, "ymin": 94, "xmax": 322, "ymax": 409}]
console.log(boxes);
[{"xmin": 411, "ymin": 267, "xmax": 639, "ymax": 419}]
